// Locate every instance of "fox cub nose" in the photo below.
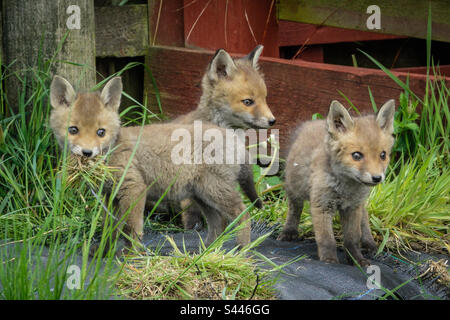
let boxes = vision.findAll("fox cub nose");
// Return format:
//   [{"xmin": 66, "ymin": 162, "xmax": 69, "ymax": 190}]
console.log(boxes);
[
  {"xmin": 372, "ymin": 175, "xmax": 382, "ymax": 183},
  {"xmin": 268, "ymin": 118, "xmax": 276, "ymax": 126},
  {"xmin": 82, "ymin": 149, "xmax": 93, "ymax": 157}
]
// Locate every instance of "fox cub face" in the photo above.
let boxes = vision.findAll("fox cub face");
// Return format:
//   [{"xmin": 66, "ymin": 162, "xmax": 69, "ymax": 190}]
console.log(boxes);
[
  {"xmin": 326, "ymin": 100, "xmax": 395, "ymax": 186},
  {"xmin": 203, "ymin": 45, "xmax": 276, "ymax": 129},
  {"xmin": 50, "ymin": 76, "xmax": 123, "ymax": 158}
]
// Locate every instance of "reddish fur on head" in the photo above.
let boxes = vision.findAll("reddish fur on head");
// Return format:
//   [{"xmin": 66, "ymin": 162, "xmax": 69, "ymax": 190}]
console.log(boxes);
[
  {"xmin": 201, "ymin": 45, "xmax": 276, "ymax": 129},
  {"xmin": 326, "ymin": 100, "xmax": 395, "ymax": 186},
  {"xmin": 49, "ymin": 76, "xmax": 122, "ymax": 158}
]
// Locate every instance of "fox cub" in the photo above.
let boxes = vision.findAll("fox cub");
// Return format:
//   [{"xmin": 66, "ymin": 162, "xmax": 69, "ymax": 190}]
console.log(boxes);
[
  {"xmin": 174, "ymin": 45, "xmax": 276, "ymax": 229},
  {"xmin": 278, "ymin": 100, "xmax": 395, "ymax": 266},
  {"xmin": 50, "ymin": 76, "xmax": 252, "ymax": 249}
]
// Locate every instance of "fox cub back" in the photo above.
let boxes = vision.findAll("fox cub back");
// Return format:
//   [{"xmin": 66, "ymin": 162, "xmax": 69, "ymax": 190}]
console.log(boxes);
[{"xmin": 278, "ymin": 100, "xmax": 395, "ymax": 267}]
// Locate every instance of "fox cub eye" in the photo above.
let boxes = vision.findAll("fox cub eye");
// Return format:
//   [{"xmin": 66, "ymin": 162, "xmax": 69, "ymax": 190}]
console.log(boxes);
[
  {"xmin": 97, "ymin": 129, "xmax": 106, "ymax": 137},
  {"xmin": 352, "ymin": 152, "xmax": 363, "ymax": 161},
  {"xmin": 241, "ymin": 99, "xmax": 254, "ymax": 107},
  {"xmin": 380, "ymin": 151, "xmax": 386, "ymax": 160},
  {"xmin": 68, "ymin": 126, "xmax": 78, "ymax": 135}
]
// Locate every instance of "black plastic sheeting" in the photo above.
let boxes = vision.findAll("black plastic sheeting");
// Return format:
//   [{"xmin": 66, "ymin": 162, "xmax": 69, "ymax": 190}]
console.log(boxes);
[
  {"xmin": 142, "ymin": 220, "xmax": 449, "ymax": 300},
  {"xmin": 2, "ymin": 221, "xmax": 447, "ymax": 300}
]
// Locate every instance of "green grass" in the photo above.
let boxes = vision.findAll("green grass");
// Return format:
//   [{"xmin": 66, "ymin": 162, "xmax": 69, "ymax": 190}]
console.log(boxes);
[
  {"xmin": 116, "ymin": 233, "xmax": 280, "ymax": 300},
  {"xmin": 369, "ymin": 151, "xmax": 449, "ymax": 254},
  {"xmin": 365, "ymin": 72, "xmax": 450, "ymax": 254},
  {"xmin": 0, "ymin": 63, "xmax": 124, "ymax": 298}
]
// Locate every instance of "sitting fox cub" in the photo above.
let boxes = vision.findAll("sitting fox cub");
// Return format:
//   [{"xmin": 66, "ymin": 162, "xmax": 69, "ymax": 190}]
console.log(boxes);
[
  {"xmin": 278, "ymin": 100, "xmax": 395, "ymax": 266},
  {"xmin": 50, "ymin": 76, "xmax": 252, "ymax": 249}
]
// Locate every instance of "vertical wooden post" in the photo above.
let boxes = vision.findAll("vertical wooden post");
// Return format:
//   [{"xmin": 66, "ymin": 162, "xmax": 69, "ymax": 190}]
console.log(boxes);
[
  {"xmin": 2, "ymin": 0, "xmax": 96, "ymax": 112},
  {"xmin": 54, "ymin": 1, "xmax": 96, "ymax": 90},
  {"xmin": 0, "ymin": 7, "xmax": 3, "ymax": 64}
]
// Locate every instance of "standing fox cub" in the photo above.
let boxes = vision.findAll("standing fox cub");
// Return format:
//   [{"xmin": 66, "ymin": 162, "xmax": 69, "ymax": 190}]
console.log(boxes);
[
  {"xmin": 50, "ymin": 76, "xmax": 252, "ymax": 249},
  {"xmin": 174, "ymin": 45, "xmax": 276, "ymax": 230},
  {"xmin": 278, "ymin": 100, "xmax": 395, "ymax": 266}
]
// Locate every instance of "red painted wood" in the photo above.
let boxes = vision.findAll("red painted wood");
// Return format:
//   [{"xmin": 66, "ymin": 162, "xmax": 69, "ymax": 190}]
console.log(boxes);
[
  {"xmin": 392, "ymin": 65, "xmax": 450, "ymax": 77},
  {"xmin": 279, "ymin": 21, "xmax": 406, "ymax": 47},
  {"xmin": 183, "ymin": 0, "xmax": 279, "ymax": 57},
  {"xmin": 295, "ymin": 45, "xmax": 324, "ymax": 63},
  {"xmin": 149, "ymin": 0, "xmax": 185, "ymax": 47},
  {"xmin": 146, "ymin": 46, "xmax": 444, "ymax": 155}
]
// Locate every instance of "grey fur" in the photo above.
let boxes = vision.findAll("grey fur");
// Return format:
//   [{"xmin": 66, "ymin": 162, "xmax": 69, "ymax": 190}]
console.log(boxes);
[{"xmin": 109, "ymin": 123, "xmax": 252, "ymax": 249}]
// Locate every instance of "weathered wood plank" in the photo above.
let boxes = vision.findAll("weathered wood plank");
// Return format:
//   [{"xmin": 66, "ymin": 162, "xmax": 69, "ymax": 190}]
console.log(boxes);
[
  {"xmin": 278, "ymin": 0, "xmax": 450, "ymax": 43},
  {"xmin": 279, "ymin": 21, "xmax": 406, "ymax": 47},
  {"xmin": 392, "ymin": 65, "xmax": 450, "ymax": 77},
  {"xmin": 95, "ymin": 4, "xmax": 148, "ymax": 57},
  {"xmin": 294, "ymin": 45, "xmax": 324, "ymax": 63},
  {"xmin": 146, "ymin": 46, "xmax": 441, "ymax": 153}
]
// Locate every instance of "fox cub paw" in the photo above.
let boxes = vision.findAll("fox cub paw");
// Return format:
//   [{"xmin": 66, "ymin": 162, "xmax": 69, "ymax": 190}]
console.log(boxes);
[
  {"xmin": 361, "ymin": 240, "xmax": 378, "ymax": 256},
  {"xmin": 321, "ymin": 257, "xmax": 339, "ymax": 264},
  {"xmin": 354, "ymin": 258, "xmax": 371, "ymax": 268},
  {"xmin": 343, "ymin": 254, "xmax": 372, "ymax": 267},
  {"xmin": 277, "ymin": 228, "xmax": 299, "ymax": 241},
  {"xmin": 254, "ymin": 198, "xmax": 263, "ymax": 209}
]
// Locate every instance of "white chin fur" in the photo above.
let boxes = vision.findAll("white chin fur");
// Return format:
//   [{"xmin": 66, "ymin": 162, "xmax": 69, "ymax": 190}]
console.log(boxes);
[
  {"xmin": 255, "ymin": 118, "xmax": 270, "ymax": 129},
  {"xmin": 245, "ymin": 116, "xmax": 270, "ymax": 129},
  {"xmin": 92, "ymin": 147, "xmax": 100, "ymax": 157},
  {"xmin": 71, "ymin": 145, "xmax": 83, "ymax": 156},
  {"xmin": 360, "ymin": 171, "xmax": 385, "ymax": 185},
  {"xmin": 360, "ymin": 172, "xmax": 373, "ymax": 184},
  {"xmin": 70, "ymin": 145, "xmax": 100, "ymax": 158}
]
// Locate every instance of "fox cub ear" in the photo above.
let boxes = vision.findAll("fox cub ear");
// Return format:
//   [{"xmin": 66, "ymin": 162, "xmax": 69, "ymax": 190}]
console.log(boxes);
[
  {"xmin": 100, "ymin": 77, "xmax": 122, "ymax": 111},
  {"xmin": 376, "ymin": 99, "xmax": 395, "ymax": 134},
  {"xmin": 243, "ymin": 45, "xmax": 264, "ymax": 69},
  {"xmin": 207, "ymin": 49, "xmax": 237, "ymax": 81},
  {"xmin": 50, "ymin": 75, "xmax": 76, "ymax": 109},
  {"xmin": 327, "ymin": 100, "xmax": 355, "ymax": 137}
]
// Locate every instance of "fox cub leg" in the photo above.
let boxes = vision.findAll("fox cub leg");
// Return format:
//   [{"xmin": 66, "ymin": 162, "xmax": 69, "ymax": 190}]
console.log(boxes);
[
  {"xmin": 182, "ymin": 164, "xmax": 261, "ymax": 231},
  {"xmin": 360, "ymin": 206, "xmax": 378, "ymax": 254},
  {"xmin": 181, "ymin": 199, "xmax": 204, "ymax": 231},
  {"xmin": 237, "ymin": 164, "xmax": 263, "ymax": 209},
  {"xmin": 115, "ymin": 170, "xmax": 147, "ymax": 249},
  {"xmin": 310, "ymin": 205, "xmax": 338, "ymax": 263},
  {"xmin": 193, "ymin": 198, "xmax": 228, "ymax": 247},
  {"xmin": 194, "ymin": 181, "xmax": 251, "ymax": 247},
  {"xmin": 340, "ymin": 206, "xmax": 371, "ymax": 267},
  {"xmin": 277, "ymin": 193, "xmax": 304, "ymax": 241}
]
